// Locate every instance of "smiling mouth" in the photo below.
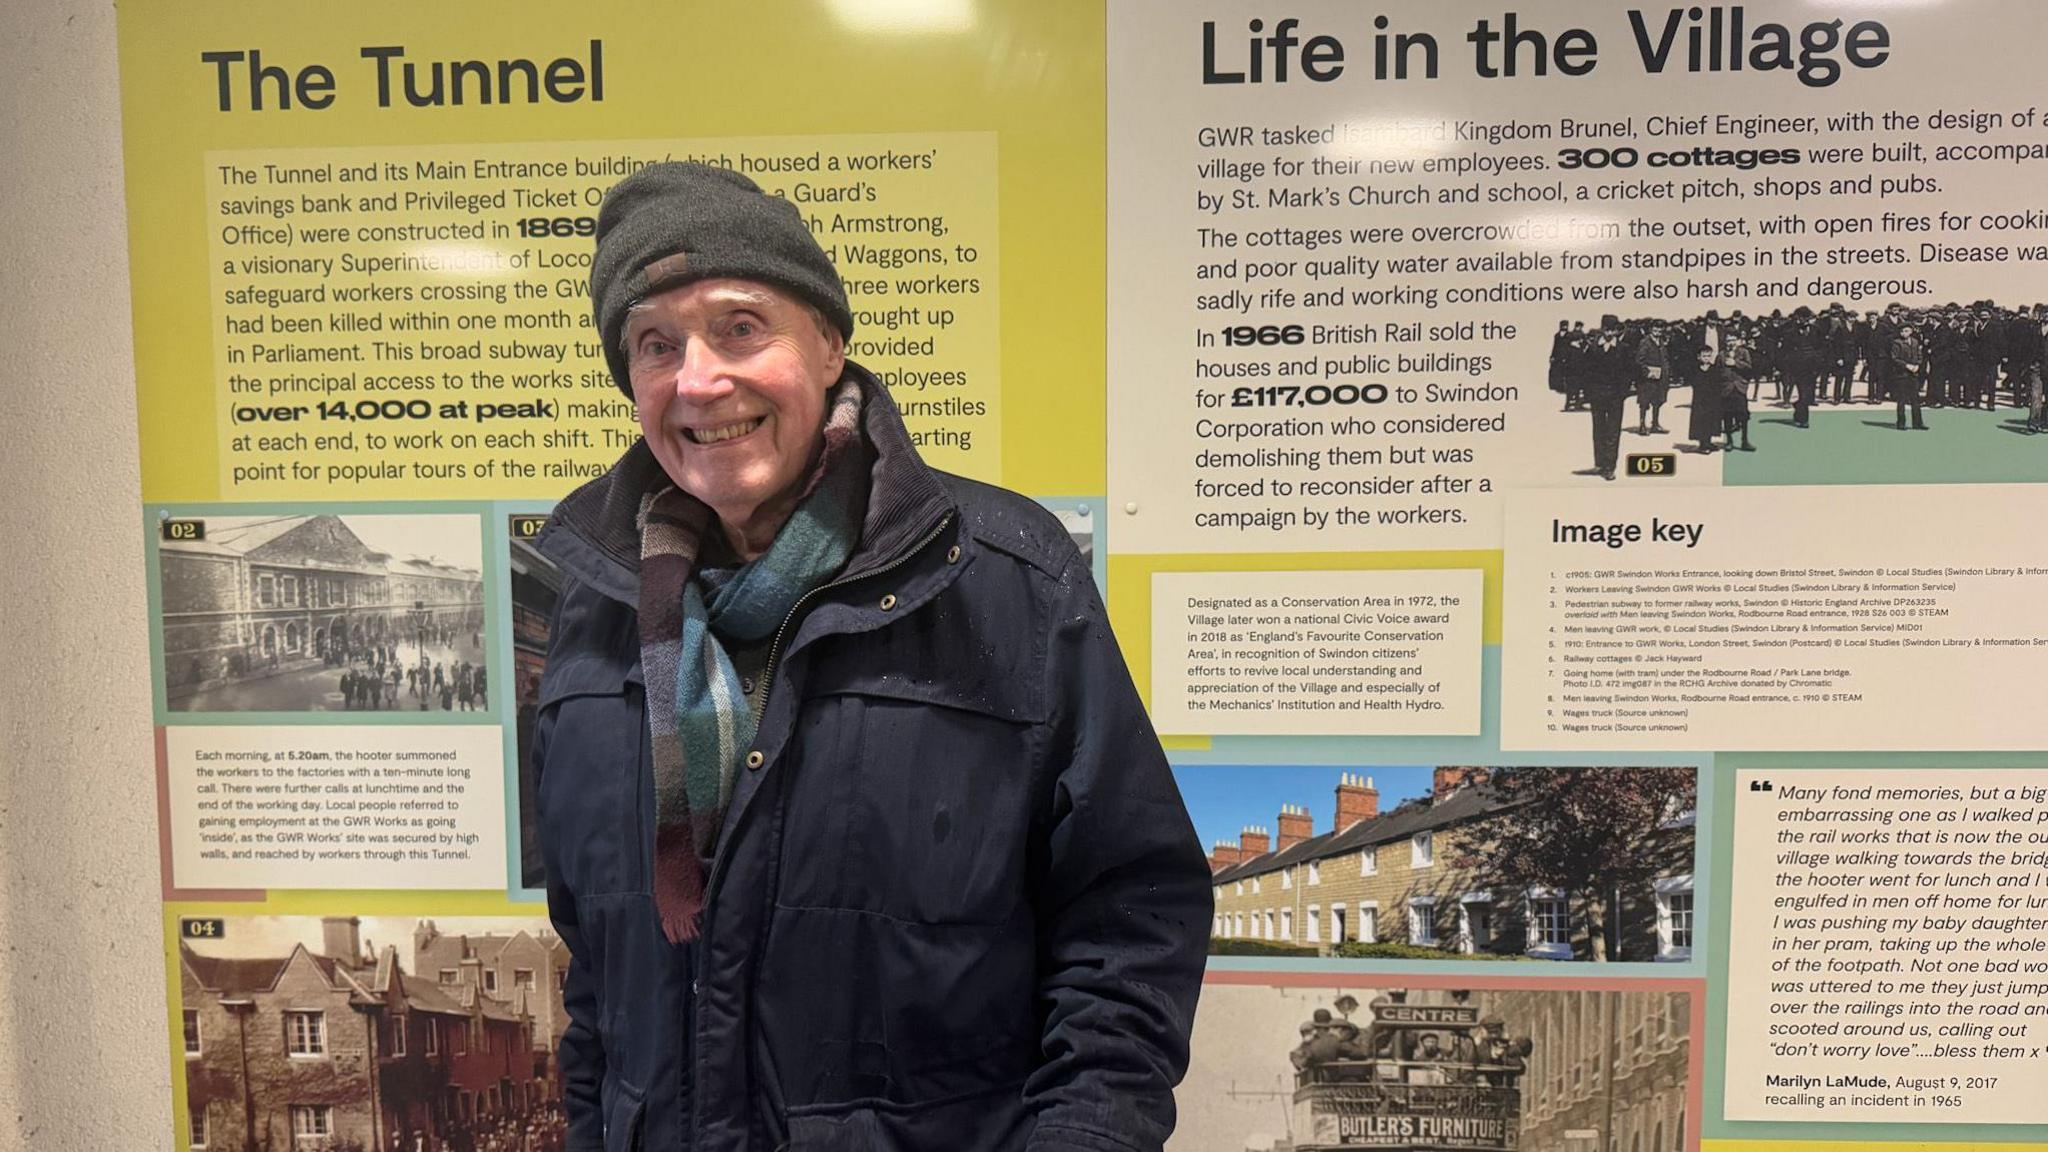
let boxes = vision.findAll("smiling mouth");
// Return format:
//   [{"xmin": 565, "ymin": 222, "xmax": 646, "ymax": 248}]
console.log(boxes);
[{"xmin": 685, "ymin": 417, "xmax": 765, "ymax": 445}]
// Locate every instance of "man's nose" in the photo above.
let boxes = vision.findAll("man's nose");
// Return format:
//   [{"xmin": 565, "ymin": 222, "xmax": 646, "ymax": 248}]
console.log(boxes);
[{"xmin": 671, "ymin": 338, "xmax": 734, "ymax": 403}]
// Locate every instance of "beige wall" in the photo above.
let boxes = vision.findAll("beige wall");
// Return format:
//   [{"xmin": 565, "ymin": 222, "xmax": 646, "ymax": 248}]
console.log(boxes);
[{"xmin": 0, "ymin": 0, "xmax": 170, "ymax": 1147}]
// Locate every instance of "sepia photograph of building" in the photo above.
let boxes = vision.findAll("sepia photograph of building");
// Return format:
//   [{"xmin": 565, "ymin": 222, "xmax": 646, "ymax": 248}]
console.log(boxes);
[
  {"xmin": 1189, "ymin": 766, "xmax": 1696, "ymax": 963},
  {"xmin": 1172, "ymin": 982, "xmax": 1694, "ymax": 1152},
  {"xmin": 159, "ymin": 514, "xmax": 487, "ymax": 713},
  {"xmin": 177, "ymin": 915, "xmax": 570, "ymax": 1152}
]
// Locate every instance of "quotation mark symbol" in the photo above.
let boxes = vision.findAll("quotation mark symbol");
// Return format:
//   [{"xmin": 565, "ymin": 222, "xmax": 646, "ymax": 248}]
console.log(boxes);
[{"xmin": 1750, "ymin": 779, "xmax": 1773, "ymax": 792}]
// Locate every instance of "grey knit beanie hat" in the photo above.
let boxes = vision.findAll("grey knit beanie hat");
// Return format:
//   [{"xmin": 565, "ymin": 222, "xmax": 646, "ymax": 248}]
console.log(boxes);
[{"xmin": 590, "ymin": 162, "xmax": 853, "ymax": 396}]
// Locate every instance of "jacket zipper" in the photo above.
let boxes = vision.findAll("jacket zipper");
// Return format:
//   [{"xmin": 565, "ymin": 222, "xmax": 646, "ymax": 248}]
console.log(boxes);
[
  {"xmin": 690, "ymin": 510, "xmax": 955, "ymax": 1138},
  {"xmin": 695, "ymin": 507, "xmax": 954, "ymax": 900},
  {"xmin": 753, "ymin": 510, "xmax": 955, "ymax": 709}
]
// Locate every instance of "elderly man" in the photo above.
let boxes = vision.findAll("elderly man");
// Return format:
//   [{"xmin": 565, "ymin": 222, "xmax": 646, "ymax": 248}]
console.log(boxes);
[{"xmin": 532, "ymin": 162, "xmax": 1211, "ymax": 1152}]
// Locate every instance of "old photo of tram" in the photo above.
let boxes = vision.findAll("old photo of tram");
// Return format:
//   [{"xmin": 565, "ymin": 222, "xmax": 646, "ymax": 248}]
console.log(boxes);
[
  {"xmin": 158, "ymin": 513, "xmax": 488, "ymax": 713},
  {"xmin": 1173, "ymin": 983, "xmax": 1694, "ymax": 1152}
]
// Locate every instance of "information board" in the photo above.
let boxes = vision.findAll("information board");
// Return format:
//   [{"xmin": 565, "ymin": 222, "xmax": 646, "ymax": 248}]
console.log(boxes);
[{"xmin": 113, "ymin": 2, "xmax": 2048, "ymax": 1150}]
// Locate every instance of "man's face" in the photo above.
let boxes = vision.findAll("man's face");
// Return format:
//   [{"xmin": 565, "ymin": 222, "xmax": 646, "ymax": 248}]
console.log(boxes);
[
  {"xmin": 1696, "ymin": 348, "xmax": 1717, "ymax": 370},
  {"xmin": 624, "ymin": 278, "xmax": 844, "ymax": 526}
]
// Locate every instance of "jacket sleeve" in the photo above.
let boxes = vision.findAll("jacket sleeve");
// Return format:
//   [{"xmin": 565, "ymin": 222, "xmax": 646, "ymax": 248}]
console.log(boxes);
[
  {"xmin": 535, "ymin": 700, "xmax": 608, "ymax": 1152},
  {"xmin": 1024, "ymin": 555, "xmax": 1214, "ymax": 1152}
]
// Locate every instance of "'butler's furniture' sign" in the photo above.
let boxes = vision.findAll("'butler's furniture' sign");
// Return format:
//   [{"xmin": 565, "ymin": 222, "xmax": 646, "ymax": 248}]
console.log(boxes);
[{"xmin": 1299, "ymin": 1084, "xmax": 1519, "ymax": 1150}]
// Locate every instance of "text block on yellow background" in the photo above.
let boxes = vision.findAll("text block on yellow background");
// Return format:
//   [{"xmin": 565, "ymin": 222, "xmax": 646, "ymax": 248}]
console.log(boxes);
[{"xmin": 206, "ymin": 134, "xmax": 999, "ymax": 499}]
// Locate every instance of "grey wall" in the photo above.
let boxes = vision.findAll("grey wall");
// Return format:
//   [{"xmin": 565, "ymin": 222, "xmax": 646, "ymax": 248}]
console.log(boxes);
[{"xmin": 0, "ymin": 0, "xmax": 171, "ymax": 1147}]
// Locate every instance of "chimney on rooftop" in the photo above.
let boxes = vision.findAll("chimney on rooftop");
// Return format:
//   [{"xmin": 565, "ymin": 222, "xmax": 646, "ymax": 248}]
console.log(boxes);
[
  {"xmin": 1434, "ymin": 765, "xmax": 1491, "ymax": 800},
  {"xmin": 1277, "ymin": 804, "xmax": 1313, "ymax": 851},
  {"xmin": 1335, "ymin": 773, "xmax": 1380, "ymax": 831},
  {"xmin": 1239, "ymin": 826, "xmax": 1271, "ymax": 858},
  {"xmin": 1210, "ymin": 840, "xmax": 1246, "ymax": 873},
  {"xmin": 321, "ymin": 916, "xmax": 362, "ymax": 964}
]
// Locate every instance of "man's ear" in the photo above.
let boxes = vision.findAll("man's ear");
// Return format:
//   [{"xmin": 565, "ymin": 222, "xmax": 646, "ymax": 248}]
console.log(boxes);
[{"xmin": 821, "ymin": 322, "xmax": 846, "ymax": 381}]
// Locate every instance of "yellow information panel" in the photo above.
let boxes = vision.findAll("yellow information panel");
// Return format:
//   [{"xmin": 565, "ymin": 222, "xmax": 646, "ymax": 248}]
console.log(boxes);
[
  {"xmin": 120, "ymin": 5, "xmax": 1106, "ymax": 1150},
  {"xmin": 116, "ymin": 1, "xmax": 2048, "ymax": 1150}
]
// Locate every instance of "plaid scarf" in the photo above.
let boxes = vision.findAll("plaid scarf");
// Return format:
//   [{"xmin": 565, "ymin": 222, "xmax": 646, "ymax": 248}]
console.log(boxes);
[{"xmin": 637, "ymin": 379, "xmax": 868, "ymax": 943}]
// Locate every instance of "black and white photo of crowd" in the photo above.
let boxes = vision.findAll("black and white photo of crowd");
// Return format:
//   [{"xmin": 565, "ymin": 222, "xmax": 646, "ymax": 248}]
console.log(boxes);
[
  {"xmin": 158, "ymin": 513, "xmax": 489, "ymax": 713},
  {"xmin": 1550, "ymin": 301, "xmax": 2048, "ymax": 479}
]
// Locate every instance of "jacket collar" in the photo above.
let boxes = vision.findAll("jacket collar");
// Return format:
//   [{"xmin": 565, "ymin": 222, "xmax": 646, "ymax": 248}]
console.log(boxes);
[{"xmin": 535, "ymin": 360, "xmax": 956, "ymax": 605}]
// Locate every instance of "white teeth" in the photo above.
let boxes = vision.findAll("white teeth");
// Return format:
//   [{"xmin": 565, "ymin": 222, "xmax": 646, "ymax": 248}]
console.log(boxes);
[{"xmin": 689, "ymin": 418, "xmax": 763, "ymax": 444}]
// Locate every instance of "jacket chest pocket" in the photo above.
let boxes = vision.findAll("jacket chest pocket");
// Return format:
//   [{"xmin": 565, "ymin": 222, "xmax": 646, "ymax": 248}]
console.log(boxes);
[
  {"xmin": 536, "ymin": 660, "xmax": 648, "ymax": 898},
  {"xmin": 775, "ymin": 687, "xmax": 1038, "ymax": 927}
]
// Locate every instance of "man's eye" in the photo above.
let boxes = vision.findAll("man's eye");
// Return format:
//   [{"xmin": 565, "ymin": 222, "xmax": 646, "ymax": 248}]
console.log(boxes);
[{"xmin": 729, "ymin": 321, "xmax": 757, "ymax": 339}]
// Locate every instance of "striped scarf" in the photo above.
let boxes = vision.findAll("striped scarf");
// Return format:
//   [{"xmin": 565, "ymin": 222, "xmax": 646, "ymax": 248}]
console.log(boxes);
[{"xmin": 637, "ymin": 378, "xmax": 867, "ymax": 943}]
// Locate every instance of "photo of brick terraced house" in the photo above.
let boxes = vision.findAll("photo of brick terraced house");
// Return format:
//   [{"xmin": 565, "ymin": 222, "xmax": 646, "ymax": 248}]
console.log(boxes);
[
  {"xmin": 1200, "ymin": 766, "xmax": 1696, "ymax": 963},
  {"xmin": 178, "ymin": 916, "xmax": 569, "ymax": 1151}
]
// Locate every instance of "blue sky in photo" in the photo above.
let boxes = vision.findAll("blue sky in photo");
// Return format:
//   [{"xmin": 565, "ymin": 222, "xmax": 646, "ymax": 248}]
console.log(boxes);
[{"xmin": 1174, "ymin": 764, "xmax": 1436, "ymax": 853}]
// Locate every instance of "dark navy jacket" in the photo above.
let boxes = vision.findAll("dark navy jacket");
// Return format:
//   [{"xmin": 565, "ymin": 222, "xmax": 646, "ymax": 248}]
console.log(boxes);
[{"xmin": 533, "ymin": 368, "xmax": 1212, "ymax": 1152}]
